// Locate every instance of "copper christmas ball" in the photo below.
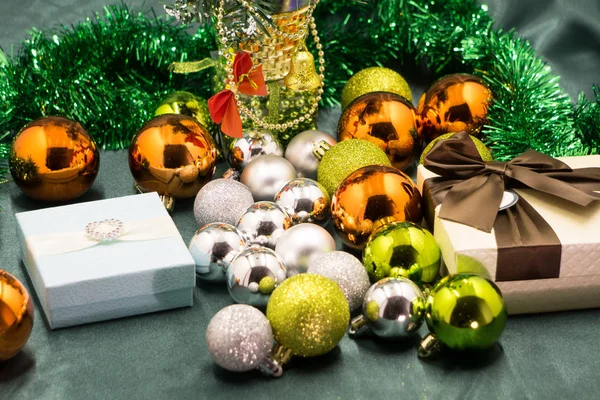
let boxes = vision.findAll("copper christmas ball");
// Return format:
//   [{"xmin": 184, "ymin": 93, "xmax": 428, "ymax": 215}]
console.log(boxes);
[
  {"xmin": 128, "ymin": 114, "xmax": 217, "ymax": 200},
  {"xmin": 417, "ymin": 73, "xmax": 491, "ymax": 143},
  {"xmin": 0, "ymin": 270, "xmax": 34, "ymax": 361},
  {"xmin": 338, "ymin": 92, "xmax": 420, "ymax": 171},
  {"xmin": 9, "ymin": 116, "xmax": 99, "ymax": 202},
  {"xmin": 331, "ymin": 165, "xmax": 422, "ymax": 249}
]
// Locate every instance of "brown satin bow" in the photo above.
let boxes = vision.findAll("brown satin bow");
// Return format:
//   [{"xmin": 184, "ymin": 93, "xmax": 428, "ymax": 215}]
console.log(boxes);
[{"xmin": 423, "ymin": 131, "xmax": 600, "ymax": 232}]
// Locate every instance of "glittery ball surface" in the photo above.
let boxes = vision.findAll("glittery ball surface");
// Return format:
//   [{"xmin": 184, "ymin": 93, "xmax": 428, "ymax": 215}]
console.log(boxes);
[
  {"xmin": 206, "ymin": 305, "xmax": 273, "ymax": 372},
  {"xmin": 266, "ymin": 274, "xmax": 350, "ymax": 357},
  {"xmin": 341, "ymin": 67, "xmax": 413, "ymax": 110},
  {"xmin": 419, "ymin": 132, "xmax": 493, "ymax": 164},
  {"xmin": 308, "ymin": 251, "xmax": 371, "ymax": 311},
  {"xmin": 317, "ymin": 139, "xmax": 391, "ymax": 196},
  {"xmin": 194, "ymin": 179, "xmax": 254, "ymax": 228}
]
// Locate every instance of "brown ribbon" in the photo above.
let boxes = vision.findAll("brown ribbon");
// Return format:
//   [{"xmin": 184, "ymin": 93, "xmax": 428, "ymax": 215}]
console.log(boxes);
[{"xmin": 423, "ymin": 131, "xmax": 600, "ymax": 233}]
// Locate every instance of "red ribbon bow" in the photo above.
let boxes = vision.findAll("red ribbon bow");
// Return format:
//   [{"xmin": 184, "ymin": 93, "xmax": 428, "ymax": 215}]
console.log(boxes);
[{"xmin": 207, "ymin": 52, "xmax": 268, "ymax": 138}]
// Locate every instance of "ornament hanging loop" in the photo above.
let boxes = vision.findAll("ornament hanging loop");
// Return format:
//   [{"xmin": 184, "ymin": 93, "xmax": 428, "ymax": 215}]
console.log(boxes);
[
  {"xmin": 418, "ymin": 333, "xmax": 444, "ymax": 358},
  {"xmin": 348, "ymin": 315, "xmax": 369, "ymax": 337},
  {"xmin": 312, "ymin": 140, "xmax": 332, "ymax": 161}
]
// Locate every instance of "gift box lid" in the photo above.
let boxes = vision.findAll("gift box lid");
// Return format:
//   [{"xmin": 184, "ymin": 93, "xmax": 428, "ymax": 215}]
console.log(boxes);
[{"xmin": 15, "ymin": 193, "xmax": 195, "ymax": 320}]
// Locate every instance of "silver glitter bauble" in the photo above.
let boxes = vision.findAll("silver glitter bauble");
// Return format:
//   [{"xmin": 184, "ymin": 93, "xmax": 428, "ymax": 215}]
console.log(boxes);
[
  {"xmin": 189, "ymin": 223, "xmax": 246, "ymax": 282},
  {"xmin": 274, "ymin": 178, "xmax": 330, "ymax": 226},
  {"xmin": 349, "ymin": 277, "xmax": 425, "ymax": 339},
  {"xmin": 206, "ymin": 304, "xmax": 281, "ymax": 376},
  {"xmin": 228, "ymin": 130, "xmax": 284, "ymax": 170},
  {"xmin": 194, "ymin": 179, "xmax": 254, "ymax": 227},
  {"xmin": 285, "ymin": 130, "xmax": 337, "ymax": 180},
  {"xmin": 240, "ymin": 155, "xmax": 297, "ymax": 201},
  {"xmin": 308, "ymin": 251, "xmax": 370, "ymax": 311},
  {"xmin": 227, "ymin": 246, "xmax": 287, "ymax": 307},
  {"xmin": 236, "ymin": 201, "xmax": 292, "ymax": 249},
  {"xmin": 274, "ymin": 224, "xmax": 335, "ymax": 277}
]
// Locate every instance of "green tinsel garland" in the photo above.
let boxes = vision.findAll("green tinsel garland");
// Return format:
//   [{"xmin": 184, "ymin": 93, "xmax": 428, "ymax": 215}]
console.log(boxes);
[{"xmin": 0, "ymin": 0, "xmax": 598, "ymax": 181}]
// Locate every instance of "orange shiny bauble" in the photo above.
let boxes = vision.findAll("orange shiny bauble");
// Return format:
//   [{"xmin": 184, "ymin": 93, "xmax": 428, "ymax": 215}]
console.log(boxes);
[
  {"xmin": 9, "ymin": 116, "xmax": 99, "ymax": 202},
  {"xmin": 0, "ymin": 270, "xmax": 34, "ymax": 361},
  {"xmin": 128, "ymin": 114, "xmax": 217, "ymax": 200},
  {"xmin": 338, "ymin": 92, "xmax": 420, "ymax": 171},
  {"xmin": 417, "ymin": 73, "xmax": 491, "ymax": 143},
  {"xmin": 331, "ymin": 165, "xmax": 422, "ymax": 249}
]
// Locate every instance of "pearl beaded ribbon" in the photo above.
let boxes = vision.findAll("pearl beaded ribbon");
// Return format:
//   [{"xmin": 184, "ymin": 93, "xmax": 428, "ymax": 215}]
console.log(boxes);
[{"xmin": 26, "ymin": 216, "xmax": 179, "ymax": 258}]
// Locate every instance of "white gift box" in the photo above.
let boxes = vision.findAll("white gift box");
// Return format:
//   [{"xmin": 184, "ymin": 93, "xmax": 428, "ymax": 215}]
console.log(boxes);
[
  {"xmin": 417, "ymin": 155, "xmax": 600, "ymax": 315},
  {"xmin": 15, "ymin": 193, "xmax": 195, "ymax": 329}
]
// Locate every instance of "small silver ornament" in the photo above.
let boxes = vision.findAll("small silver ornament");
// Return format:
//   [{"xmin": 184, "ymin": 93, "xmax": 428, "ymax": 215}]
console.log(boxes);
[
  {"xmin": 188, "ymin": 223, "xmax": 246, "ymax": 282},
  {"xmin": 228, "ymin": 130, "xmax": 284, "ymax": 170},
  {"xmin": 236, "ymin": 201, "xmax": 292, "ymax": 249},
  {"xmin": 206, "ymin": 304, "xmax": 282, "ymax": 377},
  {"xmin": 227, "ymin": 246, "xmax": 287, "ymax": 307},
  {"xmin": 349, "ymin": 277, "xmax": 425, "ymax": 339},
  {"xmin": 285, "ymin": 130, "xmax": 337, "ymax": 180},
  {"xmin": 240, "ymin": 155, "xmax": 297, "ymax": 201},
  {"xmin": 194, "ymin": 179, "xmax": 254, "ymax": 227},
  {"xmin": 274, "ymin": 224, "xmax": 335, "ymax": 277},
  {"xmin": 308, "ymin": 251, "xmax": 370, "ymax": 311},
  {"xmin": 274, "ymin": 178, "xmax": 330, "ymax": 226}
]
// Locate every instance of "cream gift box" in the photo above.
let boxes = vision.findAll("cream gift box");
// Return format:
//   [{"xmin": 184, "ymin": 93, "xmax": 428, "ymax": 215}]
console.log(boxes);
[
  {"xmin": 417, "ymin": 154, "xmax": 600, "ymax": 315},
  {"xmin": 15, "ymin": 192, "xmax": 195, "ymax": 329}
]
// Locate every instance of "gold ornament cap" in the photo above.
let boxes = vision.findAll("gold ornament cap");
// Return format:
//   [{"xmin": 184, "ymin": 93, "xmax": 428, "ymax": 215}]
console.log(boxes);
[{"xmin": 312, "ymin": 140, "xmax": 332, "ymax": 161}]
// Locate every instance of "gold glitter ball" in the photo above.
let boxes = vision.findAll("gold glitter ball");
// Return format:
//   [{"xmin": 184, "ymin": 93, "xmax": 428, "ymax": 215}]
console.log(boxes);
[
  {"xmin": 266, "ymin": 274, "xmax": 350, "ymax": 358},
  {"xmin": 341, "ymin": 67, "xmax": 413, "ymax": 110},
  {"xmin": 317, "ymin": 139, "xmax": 391, "ymax": 196},
  {"xmin": 419, "ymin": 132, "xmax": 493, "ymax": 164}
]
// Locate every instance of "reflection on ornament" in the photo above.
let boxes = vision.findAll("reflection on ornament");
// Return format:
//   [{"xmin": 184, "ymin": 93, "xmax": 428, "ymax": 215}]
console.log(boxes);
[
  {"xmin": 284, "ymin": 43, "xmax": 322, "ymax": 91},
  {"xmin": 9, "ymin": 116, "xmax": 99, "ymax": 202},
  {"xmin": 331, "ymin": 165, "xmax": 422, "ymax": 249},
  {"xmin": 154, "ymin": 91, "xmax": 217, "ymax": 138},
  {"xmin": 240, "ymin": 155, "xmax": 297, "ymax": 201},
  {"xmin": 419, "ymin": 274, "xmax": 507, "ymax": 358},
  {"xmin": 267, "ymin": 274, "xmax": 349, "ymax": 359},
  {"xmin": 128, "ymin": 114, "xmax": 217, "ymax": 207},
  {"xmin": 0, "ymin": 270, "xmax": 34, "ymax": 361},
  {"xmin": 274, "ymin": 178, "xmax": 330, "ymax": 226},
  {"xmin": 236, "ymin": 201, "xmax": 292, "ymax": 249},
  {"xmin": 274, "ymin": 224, "xmax": 336, "ymax": 277},
  {"xmin": 338, "ymin": 92, "xmax": 420, "ymax": 171},
  {"xmin": 228, "ymin": 130, "xmax": 283, "ymax": 170},
  {"xmin": 362, "ymin": 221, "xmax": 440, "ymax": 284},
  {"xmin": 341, "ymin": 66, "xmax": 413, "ymax": 110},
  {"xmin": 417, "ymin": 73, "xmax": 491, "ymax": 143},
  {"xmin": 349, "ymin": 277, "xmax": 425, "ymax": 339},
  {"xmin": 285, "ymin": 130, "xmax": 336, "ymax": 180}
]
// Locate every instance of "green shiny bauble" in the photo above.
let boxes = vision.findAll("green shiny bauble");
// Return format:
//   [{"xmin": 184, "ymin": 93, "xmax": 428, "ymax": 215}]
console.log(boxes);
[
  {"xmin": 341, "ymin": 67, "xmax": 413, "ymax": 110},
  {"xmin": 419, "ymin": 132, "xmax": 493, "ymax": 164},
  {"xmin": 316, "ymin": 139, "xmax": 392, "ymax": 196},
  {"xmin": 266, "ymin": 274, "xmax": 350, "ymax": 358},
  {"xmin": 425, "ymin": 274, "xmax": 507, "ymax": 351},
  {"xmin": 363, "ymin": 221, "xmax": 441, "ymax": 284},
  {"xmin": 155, "ymin": 91, "xmax": 217, "ymax": 137}
]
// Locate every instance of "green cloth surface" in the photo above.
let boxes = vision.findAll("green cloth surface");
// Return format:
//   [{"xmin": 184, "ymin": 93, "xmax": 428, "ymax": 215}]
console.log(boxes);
[{"xmin": 2, "ymin": 0, "xmax": 600, "ymax": 398}]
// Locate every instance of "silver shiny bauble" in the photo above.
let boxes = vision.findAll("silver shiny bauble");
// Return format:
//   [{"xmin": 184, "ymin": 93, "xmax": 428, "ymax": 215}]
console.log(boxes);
[
  {"xmin": 349, "ymin": 277, "xmax": 425, "ymax": 339},
  {"xmin": 274, "ymin": 178, "xmax": 330, "ymax": 226},
  {"xmin": 236, "ymin": 201, "xmax": 292, "ymax": 249},
  {"xmin": 228, "ymin": 130, "xmax": 283, "ymax": 170},
  {"xmin": 274, "ymin": 224, "xmax": 335, "ymax": 277},
  {"xmin": 284, "ymin": 130, "xmax": 337, "ymax": 180},
  {"xmin": 308, "ymin": 251, "xmax": 370, "ymax": 311},
  {"xmin": 240, "ymin": 155, "xmax": 297, "ymax": 201},
  {"xmin": 206, "ymin": 304, "xmax": 276, "ymax": 373},
  {"xmin": 188, "ymin": 223, "xmax": 246, "ymax": 282},
  {"xmin": 227, "ymin": 246, "xmax": 287, "ymax": 307},
  {"xmin": 194, "ymin": 179, "xmax": 254, "ymax": 227}
]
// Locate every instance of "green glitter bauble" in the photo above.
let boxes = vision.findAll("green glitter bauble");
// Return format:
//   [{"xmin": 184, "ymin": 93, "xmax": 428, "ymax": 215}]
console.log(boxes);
[
  {"xmin": 317, "ymin": 139, "xmax": 392, "ymax": 196},
  {"xmin": 266, "ymin": 274, "xmax": 350, "ymax": 358},
  {"xmin": 420, "ymin": 132, "xmax": 493, "ymax": 164},
  {"xmin": 258, "ymin": 276, "xmax": 276, "ymax": 295},
  {"xmin": 341, "ymin": 67, "xmax": 413, "ymax": 110}
]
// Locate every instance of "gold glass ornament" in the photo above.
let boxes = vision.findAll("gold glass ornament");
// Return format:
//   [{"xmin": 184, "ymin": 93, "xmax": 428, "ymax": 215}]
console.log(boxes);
[
  {"xmin": 154, "ymin": 91, "xmax": 215, "ymax": 132},
  {"xmin": 1, "ymin": 271, "xmax": 34, "ymax": 361},
  {"xmin": 419, "ymin": 131, "xmax": 493, "ymax": 164},
  {"xmin": 284, "ymin": 43, "xmax": 322, "ymax": 91},
  {"xmin": 417, "ymin": 73, "xmax": 492, "ymax": 143},
  {"xmin": 128, "ymin": 114, "xmax": 217, "ymax": 208},
  {"xmin": 338, "ymin": 92, "xmax": 420, "ymax": 171},
  {"xmin": 331, "ymin": 165, "xmax": 423, "ymax": 249},
  {"xmin": 9, "ymin": 116, "xmax": 99, "ymax": 202},
  {"xmin": 340, "ymin": 67, "xmax": 412, "ymax": 110}
]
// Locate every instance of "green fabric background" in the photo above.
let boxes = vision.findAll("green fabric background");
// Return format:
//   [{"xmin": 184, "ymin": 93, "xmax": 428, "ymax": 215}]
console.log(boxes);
[{"xmin": 2, "ymin": 1, "xmax": 600, "ymax": 399}]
